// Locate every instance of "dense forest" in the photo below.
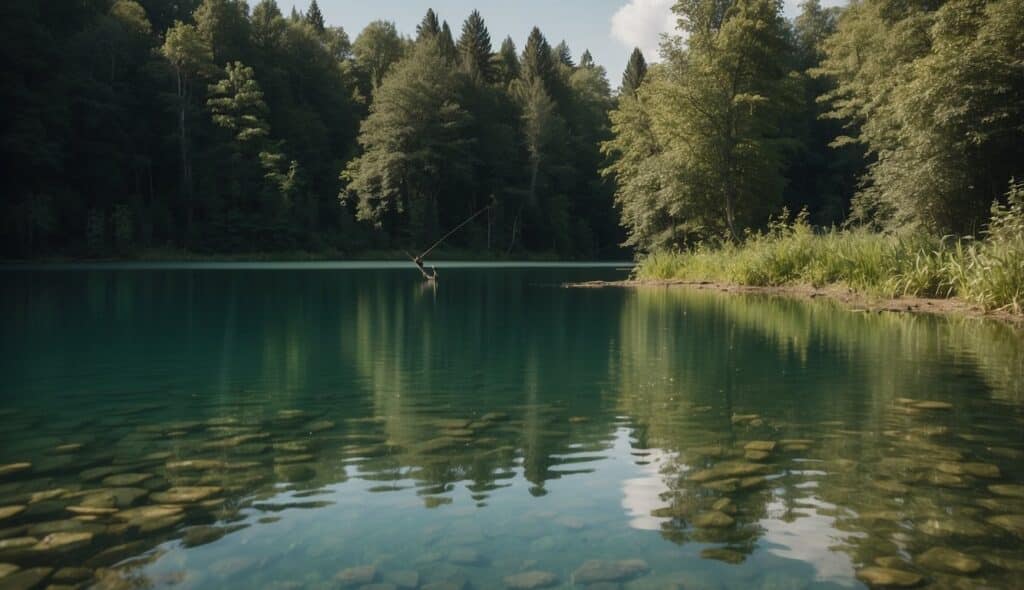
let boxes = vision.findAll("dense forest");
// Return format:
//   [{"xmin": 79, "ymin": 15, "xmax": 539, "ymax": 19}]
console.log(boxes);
[
  {"xmin": 2, "ymin": 0, "xmax": 1022, "ymax": 263},
  {"xmin": 1, "ymin": 0, "xmax": 618, "ymax": 258}
]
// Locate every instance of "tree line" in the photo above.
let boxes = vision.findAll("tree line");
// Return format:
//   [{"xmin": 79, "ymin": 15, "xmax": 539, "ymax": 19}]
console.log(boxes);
[
  {"xmin": 605, "ymin": 0, "xmax": 1023, "ymax": 252},
  {"xmin": 1, "ymin": 1, "xmax": 619, "ymax": 258}
]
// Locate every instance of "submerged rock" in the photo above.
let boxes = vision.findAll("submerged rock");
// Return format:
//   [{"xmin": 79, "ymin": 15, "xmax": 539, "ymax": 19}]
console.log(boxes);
[
  {"xmin": 693, "ymin": 511, "xmax": 735, "ymax": 528},
  {"xmin": 571, "ymin": 559, "xmax": 648, "ymax": 584},
  {"xmin": 745, "ymin": 450, "xmax": 771, "ymax": 461},
  {"xmin": 150, "ymin": 486, "xmax": 222, "ymax": 504},
  {"xmin": 731, "ymin": 414, "xmax": 762, "ymax": 426},
  {"xmin": 79, "ymin": 487, "xmax": 148, "ymax": 509},
  {"xmin": 0, "ymin": 507, "xmax": 24, "ymax": 523},
  {"xmin": 744, "ymin": 441, "xmax": 776, "ymax": 452},
  {"xmin": 52, "ymin": 567, "xmax": 93, "ymax": 583},
  {"xmin": 32, "ymin": 531, "xmax": 93, "ymax": 553},
  {"xmin": 936, "ymin": 462, "xmax": 1001, "ymax": 479},
  {"xmin": 165, "ymin": 460, "xmax": 225, "ymax": 472},
  {"xmin": 911, "ymin": 401, "xmax": 953, "ymax": 410},
  {"xmin": 448, "ymin": 547, "xmax": 483, "ymax": 565},
  {"xmin": 700, "ymin": 548, "xmax": 745, "ymax": 564},
  {"xmin": 0, "ymin": 567, "xmax": 51, "ymax": 589},
  {"xmin": 0, "ymin": 464, "xmax": 31, "ymax": 480},
  {"xmin": 0, "ymin": 537, "xmax": 36, "ymax": 561},
  {"xmin": 0, "ymin": 563, "xmax": 18, "ymax": 579},
  {"xmin": 101, "ymin": 473, "xmax": 153, "ymax": 487},
  {"xmin": 921, "ymin": 517, "xmax": 989, "ymax": 538},
  {"xmin": 987, "ymin": 514, "xmax": 1024, "ymax": 538},
  {"xmin": 690, "ymin": 462, "xmax": 769, "ymax": 483},
  {"xmin": 915, "ymin": 547, "xmax": 982, "ymax": 574},
  {"xmin": 871, "ymin": 480, "xmax": 910, "ymax": 494},
  {"xmin": 502, "ymin": 570, "xmax": 558, "ymax": 589},
  {"xmin": 855, "ymin": 567, "xmax": 922, "ymax": 587},
  {"xmin": 989, "ymin": 485, "xmax": 1024, "ymax": 498},
  {"xmin": 335, "ymin": 565, "xmax": 376, "ymax": 588}
]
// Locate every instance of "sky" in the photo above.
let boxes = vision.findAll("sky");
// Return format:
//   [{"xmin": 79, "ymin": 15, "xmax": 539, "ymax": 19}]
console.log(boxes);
[{"xmin": 312, "ymin": 0, "xmax": 846, "ymax": 87}]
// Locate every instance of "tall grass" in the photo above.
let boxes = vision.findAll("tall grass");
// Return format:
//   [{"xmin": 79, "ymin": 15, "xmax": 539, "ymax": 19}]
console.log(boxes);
[{"xmin": 636, "ymin": 185, "xmax": 1024, "ymax": 313}]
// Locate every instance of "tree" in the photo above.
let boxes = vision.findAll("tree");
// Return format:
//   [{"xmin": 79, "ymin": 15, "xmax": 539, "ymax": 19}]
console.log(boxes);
[
  {"xmin": 353, "ymin": 20, "xmax": 405, "ymax": 91},
  {"xmin": 439, "ymin": 21, "xmax": 457, "ymax": 62},
  {"xmin": 554, "ymin": 41, "xmax": 574, "ymax": 67},
  {"xmin": 580, "ymin": 49, "xmax": 595, "ymax": 69},
  {"xmin": 603, "ymin": 0, "xmax": 795, "ymax": 246},
  {"xmin": 252, "ymin": 0, "xmax": 287, "ymax": 52},
  {"xmin": 521, "ymin": 27, "xmax": 555, "ymax": 90},
  {"xmin": 458, "ymin": 10, "xmax": 494, "ymax": 83},
  {"xmin": 818, "ymin": 0, "xmax": 1024, "ymax": 233},
  {"xmin": 416, "ymin": 9, "xmax": 441, "ymax": 41},
  {"xmin": 162, "ymin": 21, "xmax": 214, "ymax": 240},
  {"xmin": 194, "ymin": 0, "xmax": 251, "ymax": 65},
  {"xmin": 342, "ymin": 38, "xmax": 472, "ymax": 242},
  {"xmin": 495, "ymin": 36, "xmax": 520, "ymax": 85},
  {"xmin": 305, "ymin": 0, "xmax": 325, "ymax": 33},
  {"xmin": 621, "ymin": 47, "xmax": 647, "ymax": 97}
]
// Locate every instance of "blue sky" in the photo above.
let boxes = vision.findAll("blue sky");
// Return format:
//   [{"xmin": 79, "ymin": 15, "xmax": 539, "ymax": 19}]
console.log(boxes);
[{"xmin": 311, "ymin": 1, "xmax": 846, "ymax": 86}]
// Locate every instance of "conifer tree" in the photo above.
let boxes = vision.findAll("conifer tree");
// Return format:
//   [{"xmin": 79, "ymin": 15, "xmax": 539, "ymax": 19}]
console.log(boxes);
[
  {"xmin": 458, "ymin": 10, "xmax": 494, "ymax": 83},
  {"xmin": 416, "ymin": 9, "xmax": 441, "ymax": 40},
  {"xmin": 621, "ymin": 48, "xmax": 647, "ymax": 97},
  {"xmin": 305, "ymin": 0, "xmax": 324, "ymax": 33}
]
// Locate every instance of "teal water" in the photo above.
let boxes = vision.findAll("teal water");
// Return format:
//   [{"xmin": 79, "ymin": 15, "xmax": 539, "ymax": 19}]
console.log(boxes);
[{"xmin": 1, "ymin": 263, "xmax": 1023, "ymax": 589}]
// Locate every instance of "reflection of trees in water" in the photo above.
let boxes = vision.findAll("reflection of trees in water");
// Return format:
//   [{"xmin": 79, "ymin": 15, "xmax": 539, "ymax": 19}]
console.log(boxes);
[{"xmin": 612, "ymin": 287, "xmax": 1024, "ymax": 585}]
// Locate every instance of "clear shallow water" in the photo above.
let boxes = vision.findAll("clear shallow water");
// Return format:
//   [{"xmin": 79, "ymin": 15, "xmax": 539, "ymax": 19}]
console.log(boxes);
[{"xmin": 1, "ymin": 263, "xmax": 1023, "ymax": 590}]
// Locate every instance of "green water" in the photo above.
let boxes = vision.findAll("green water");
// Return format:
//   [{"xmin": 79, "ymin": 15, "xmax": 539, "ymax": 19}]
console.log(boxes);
[{"xmin": 1, "ymin": 263, "xmax": 1023, "ymax": 590}]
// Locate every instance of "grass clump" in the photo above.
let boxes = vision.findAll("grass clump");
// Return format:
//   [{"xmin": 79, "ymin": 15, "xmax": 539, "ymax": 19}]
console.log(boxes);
[{"xmin": 636, "ymin": 182, "xmax": 1024, "ymax": 313}]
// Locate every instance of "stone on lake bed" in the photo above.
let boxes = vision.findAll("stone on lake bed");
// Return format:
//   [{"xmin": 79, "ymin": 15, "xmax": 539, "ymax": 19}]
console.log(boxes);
[
  {"xmin": 166, "ymin": 460, "xmax": 225, "ymax": 471},
  {"xmin": 915, "ymin": 547, "xmax": 982, "ymax": 574},
  {"xmin": 273, "ymin": 441, "xmax": 310, "ymax": 453},
  {"xmin": 731, "ymin": 414, "xmax": 761, "ymax": 426},
  {"xmin": 66, "ymin": 506, "xmax": 117, "ymax": 516},
  {"xmin": 693, "ymin": 511, "xmax": 735, "ymax": 528},
  {"xmin": 745, "ymin": 450, "xmax": 771, "ymax": 461},
  {"xmin": 571, "ymin": 559, "xmax": 649, "ymax": 584},
  {"xmin": 712, "ymin": 498, "xmax": 736, "ymax": 514},
  {"xmin": 0, "ymin": 563, "xmax": 17, "ymax": 579},
  {"xmin": 52, "ymin": 567, "xmax": 93, "ymax": 582},
  {"xmin": 936, "ymin": 462, "xmax": 1001, "ymax": 479},
  {"xmin": 28, "ymin": 489, "xmax": 67, "ymax": 504},
  {"xmin": 53, "ymin": 443, "xmax": 84, "ymax": 454},
  {"xmin": 700, "ymin": 548, "xmax": 745, "ymax": 564},
  {"xmin": 989, "ymin": 484, "xmax": 1024, "ymax": 498},
  {"xmin": 0, "ymin": 464, "xmax": 31, "ymax": 480},
  {"xmin": 921, "ymin": 517, "xmax": 990, "ymax": 537},
  {"xmin": 79, "ymin": 487, "xmax": 149, "ymax": 509},
  {"xmin": 0, "ymin": 567, "xmax": 51, "ymax": 589},
  {"xmin": 114, "ymin": 505, "xmax": 183, "ymax": 522},
  {"xmin": 503, "ymin": 570, "xmax": 558, "ymax": 589},
  {"xmin": 855, "ymin": 567, "xmax": 923, "ymax": 587},
  {"xmin": 0, "ymin": 507, "xmax": 24, "ymax": 523},
  {"xmin": 744, "ymin": 441, "xmax": 776, "ymax": 452},
  {"xmin": 690, "ymin": 462, "xmax": 770, "ymax": 483},
  {"xmin": 987, "ymin": 514, "xmax": 1024, "ymax": 538},
  {"xmin": 150, "ymin": 486, "xmax": 222, "ymax": 504},
  {"xmin": 305, "ymin": 419, "xmax": 335, "ymax": 432},
  {"xmin": 32, "ymin": 531, "xmax": 93, "ymax": 553},
  {"xmin": 335, "ymin": 565, "xmax": 376, "ymax": 587}
]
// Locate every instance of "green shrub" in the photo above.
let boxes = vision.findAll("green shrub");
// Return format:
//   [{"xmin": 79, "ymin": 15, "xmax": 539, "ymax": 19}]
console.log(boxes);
[{"xmin": 636, "ymin": 182, "xmax": 1024, "ymax": 313}]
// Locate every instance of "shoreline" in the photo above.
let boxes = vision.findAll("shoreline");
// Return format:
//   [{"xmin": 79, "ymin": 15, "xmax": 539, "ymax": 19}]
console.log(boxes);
[{"xmin": 566, "ymin": 279, "xmax": 1024, "ymax": 326}]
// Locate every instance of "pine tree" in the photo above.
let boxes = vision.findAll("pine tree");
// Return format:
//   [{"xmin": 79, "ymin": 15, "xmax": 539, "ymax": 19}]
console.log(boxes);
[
  {"xmin": 416, "ymin": 9, "xmax": 440, "ymax": 41},
  {"xmin": 495, "ymin": 36, "xmax": 520, "ymax": 85},
  {"xmin": 439, "ymin": 21, "xmax": 457, "ymax": 62},
  {"xmin": 521, "ymin": 27, "xmax": 554, "ymax": 90},
  {"xmin": 457, "ymin": 10, "xmax": 494, "ymax": 83},
  {"xmin": 621, "ymin": 48, "xmax": 647, "ymax": 97},
  {"xmin": 580, "ymin": 50, "xmax": 595, "ymax": 69},
  {"xmin": 554, "ymin": 41, "xmax": 573, "ymax": 67},
  {"xmin": 305, "ymin": 0, "xmax": 325, "ymax": 33}
]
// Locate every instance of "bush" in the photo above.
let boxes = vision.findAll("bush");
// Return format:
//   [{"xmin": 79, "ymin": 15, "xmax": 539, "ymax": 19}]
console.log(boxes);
[{"xmin": 636, "ymin": 182, "xmax": 1024, "ymax": 313}]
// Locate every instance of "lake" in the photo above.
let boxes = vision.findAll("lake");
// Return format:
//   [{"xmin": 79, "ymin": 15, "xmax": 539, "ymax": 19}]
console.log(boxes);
[{"xmin": 1, "ymin": 263, "xmax": 1023, "ymax": 589}]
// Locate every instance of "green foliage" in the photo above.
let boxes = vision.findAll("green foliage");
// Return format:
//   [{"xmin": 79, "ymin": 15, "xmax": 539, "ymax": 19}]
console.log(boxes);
[
  {"xmin": 304, "ymin": 0, "xmax": 325, "ymax": 33},
  {"xmin": 638, "ymin": 180, "xmax": 1024, "ymax": 312},
  {"xmin": 353, "ymin": 20, "xmax": 406, "ymax": 91},
  {"xmin": 621, "ymin": 47, "xmax": 647, "ymax": 97},
  {"xmin": 342, "ymin": 38, "xmax": 472, "ymax": 241},
  {"xmin": 817, "ymin": 0, "xmax": 1024, "ymax": 233},
  {"xmin": 457, "ymin": 10, "xmax": 494, "ymax": 83}
]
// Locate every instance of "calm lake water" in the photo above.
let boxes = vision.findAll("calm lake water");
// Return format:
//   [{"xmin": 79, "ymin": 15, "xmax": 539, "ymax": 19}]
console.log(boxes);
[{"xmin": 1, "ymin": 263, "xmax": 1023, "ymax": 590}]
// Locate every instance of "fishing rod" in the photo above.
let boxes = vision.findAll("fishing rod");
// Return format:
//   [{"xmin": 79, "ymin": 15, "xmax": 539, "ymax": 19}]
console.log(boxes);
[{"xmin": 407, "ymin": 204, "xmax": 492, "ymax": 281}]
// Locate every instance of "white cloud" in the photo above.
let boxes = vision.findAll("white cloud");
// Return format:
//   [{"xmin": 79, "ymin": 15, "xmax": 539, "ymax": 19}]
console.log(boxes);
[{"xmin": 610, "ymin": 0, "xmax": 677, "ymax": 63}]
